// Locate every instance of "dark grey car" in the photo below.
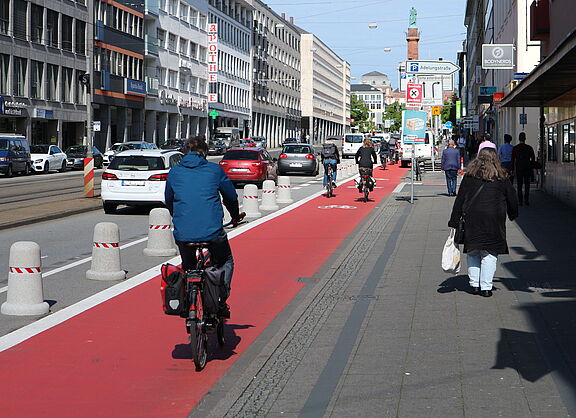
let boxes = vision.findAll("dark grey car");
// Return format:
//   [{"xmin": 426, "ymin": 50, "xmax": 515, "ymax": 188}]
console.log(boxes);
[{"xmin": 277, "ymin": 144, "xmax": 319, "ymax": 176}]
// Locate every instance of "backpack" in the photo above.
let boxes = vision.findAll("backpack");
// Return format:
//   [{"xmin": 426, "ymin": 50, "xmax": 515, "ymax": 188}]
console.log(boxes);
[
  {"xmin": 321, "ymin": 143, "xmax": 337, "ymax": 159},
  {"xmin": 202, "ymin": 266, "xmax": 227, "ymax": 315},
  {"xmin": 160, "ymin": 264, "xmax": 187, "ymax": 316}
]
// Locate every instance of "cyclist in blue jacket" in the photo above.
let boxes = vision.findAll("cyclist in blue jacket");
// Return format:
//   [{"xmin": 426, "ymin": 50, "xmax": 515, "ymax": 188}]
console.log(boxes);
[{"xmin": 165, "ymin": 136, "xmax": 244, "ymax": 318}]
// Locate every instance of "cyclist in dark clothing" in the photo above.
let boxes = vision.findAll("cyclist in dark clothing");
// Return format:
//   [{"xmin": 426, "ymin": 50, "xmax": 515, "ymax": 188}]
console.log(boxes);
[
  {"xmin": 379, "ymin": 140, "xmax": 390, "ymax": 167},
  {"xmin": 355, "ymin": 139, "xmax": 378, "ymax": 191},
  {"xmin": 320, "ymin": 141, "xmax": 340, "ymax": 188}
]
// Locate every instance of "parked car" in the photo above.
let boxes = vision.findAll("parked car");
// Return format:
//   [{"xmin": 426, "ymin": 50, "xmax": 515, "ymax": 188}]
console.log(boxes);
[
  {"xmin": 0, "ymin": 134, "xmax": 32, "ymax": 177},
  {"xmin": 240, "ymin": 138, "xmax": 257, "ymax": 147},
  {"xmin": 342, "ymin": 133, "xmax": 364, "ymax": 158},
  {"xmin": 283, "ymin": 138, "xmax": 301, "ymax": 145},
  {"xmin": 208, "ymin": 139, "xmax": 227, "ymax": 155},
  {"xmin": 65, "ymin": 146, "xmax": 104, "ymax": 169},
  {"xmin": 30, "ymin": 144, "xmax": 67, "ymax": 173},
  {"xmin": 160, "ymin": 139, "xmax": 186, "ymax": 153},
  {"xmin": 103, "ymin": 141, "xmax": 158, "ymax": 165},
  {"xmin": 219, "ymin": 147, "xmax": 277, "ymax": 186},
  {"xmin": 251, "ymin": 136, "xmax": 267, "ymax": 148},
  {"xmin": 100, "ymin": 149, "xmax": 183, "ymax": 214},
  {"xmin": 278, "ymin": 144, "xmax": 319, "ymax": 176}
]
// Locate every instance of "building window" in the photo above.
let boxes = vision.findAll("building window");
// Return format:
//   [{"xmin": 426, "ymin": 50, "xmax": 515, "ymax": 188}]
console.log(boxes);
[
  {"xmin": 61, "ymin": 67, "xmax": 73, "ymax": 102},
  {"xmin": 31, "ymin": 61, "xmax": 44, "ymax": 99},
  {"xmin": 189, "ymin": 42, "xmax": 197, "ymax": 59},
  {"xmin": 179, "ymin": 39, "xmax": 187, "ymax": 56},
  {"xmin": 168, "ymin": 70, "xmax": 177, "ymax": 88},
  {"xmin": 179, "ymin": 73, "xmax": 186, "ymax": 90},
  {"xmin": 14, "ymin": 0, "xmax": 27, "ymax": 40},
  {"xmin": 13, "ymin": 57, "xmax": 27, "ymax": 97},
  {"xmin": 157, "ymin": 29, "xmax": 166, "ymax": 48},
  {"xmin": 75, "ymin": 70, "xmax": 86, "ymax": 104},
  {"xmin": 47, "ymin": 10, "xmax": 59, "ymax": 48},
  {"xmin": 547, "ymin": 125, "xmax": 558, "ymax": 162},
  {"xmin": 199, "ymin": 14, "xmax": 207, "ymax": 30},
  {"xmin": 189, "ymin": 8, "xmax": 198, "ymax": 26},
  {"xmin": 179, "ymin": 3, "xmax": 188, "ymax": 20},
  {"xmin": 31, "ymin": 5, "xmax": 44, "ymax": 44},
  {"xmin": 0, "ymin": 54, "xmax": 8, "ymax": 94},
  {"xmin": 0, "ymin": 0, "xmax": 8, "ymax": 35},
  {"xmin": 62, "ymin": 15, "xmax": 73, "ymax": 52},
  {"xmin": 76, "ymin": 21, "xmax": 86, "ymax": 55},
  {"xmin": 169, "ymin": 0, "xmax": 177, "ymax": 15},
  {"xmin": 46, "ymin": 64, "xmax": 59, "ymax": 101},
  {"xmin": 168, "ymin": 33, "xmax": 177, "ymax": 52},
  {"xmin": 562, "ymin": 122, "xmax": 576, "ymax": 163}
]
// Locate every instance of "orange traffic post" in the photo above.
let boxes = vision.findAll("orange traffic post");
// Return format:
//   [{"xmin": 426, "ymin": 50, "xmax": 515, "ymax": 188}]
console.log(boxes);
[{"xmin": 84, "ymin": 157, "xmax": 94, "ymax": 197}]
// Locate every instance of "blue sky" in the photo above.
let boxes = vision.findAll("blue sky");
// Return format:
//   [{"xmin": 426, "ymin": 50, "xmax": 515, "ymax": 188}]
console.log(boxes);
[{"xmin": 267, "ymin": 0, "xmax": 466, "ymax": 88}]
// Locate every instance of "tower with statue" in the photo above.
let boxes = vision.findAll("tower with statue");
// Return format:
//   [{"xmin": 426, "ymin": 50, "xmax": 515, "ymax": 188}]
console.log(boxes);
[{"xmin": 406, "ymin": 7, "xmax": 420, "ymax": 60}]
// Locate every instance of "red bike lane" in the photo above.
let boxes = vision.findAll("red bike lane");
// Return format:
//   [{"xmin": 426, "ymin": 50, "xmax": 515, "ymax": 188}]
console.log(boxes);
[{"xmin": 0, "ymin": 165, "xmax": 406, "ymax": 417}]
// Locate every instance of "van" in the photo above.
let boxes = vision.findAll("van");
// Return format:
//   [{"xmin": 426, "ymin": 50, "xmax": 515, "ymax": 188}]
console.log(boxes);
[
  {"xmin": 399, "ymin": 130, "xmax": 434, "ymax": 168},
  {"xmin": 342, "ymin": 133, "xmax": 365, "ymax": 158},
  {"xmin": 0, "ymin": 134, "xmax": 32, "ymax": 177},
  {"xmin": 211, "ymin": 127, "xmax": 241, "ymax": 149}
]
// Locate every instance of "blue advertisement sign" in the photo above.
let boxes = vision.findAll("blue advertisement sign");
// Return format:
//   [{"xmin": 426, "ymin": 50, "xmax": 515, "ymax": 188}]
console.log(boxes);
[
  {"xmin": 402, "ymin": 110, "xmax": 427, "ymax": 144},
  {"xmin": 125, "ymin": 79, "xmax": 147, "ymax": 96}
]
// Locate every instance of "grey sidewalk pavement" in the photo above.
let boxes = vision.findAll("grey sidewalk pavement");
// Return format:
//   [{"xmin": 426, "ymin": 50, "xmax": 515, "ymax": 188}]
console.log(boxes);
[{"xmin": 196, "ymin": 171, "xmax": 576, "ymax": 417}]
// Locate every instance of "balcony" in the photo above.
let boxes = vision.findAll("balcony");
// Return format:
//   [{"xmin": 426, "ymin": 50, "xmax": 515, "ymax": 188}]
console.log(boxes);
[
  {"xmin": 145, "ymin": 35, "xmax": 159, "ymax": 56},
  {"xmin": 145, "ymin": 0, "xmax": 159, "ymax": 17}
]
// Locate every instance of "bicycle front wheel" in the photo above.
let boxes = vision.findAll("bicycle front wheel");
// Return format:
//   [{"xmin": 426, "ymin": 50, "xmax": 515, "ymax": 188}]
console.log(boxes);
[{"xmin": 190, "ymin": 286, "xmax": 207, "ymax": 371}]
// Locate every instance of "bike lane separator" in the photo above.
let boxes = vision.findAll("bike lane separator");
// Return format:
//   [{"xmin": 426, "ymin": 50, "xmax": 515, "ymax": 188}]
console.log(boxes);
[{"xmin": 0, "ymin": 167, "xmax": 407, "ymax": 417}]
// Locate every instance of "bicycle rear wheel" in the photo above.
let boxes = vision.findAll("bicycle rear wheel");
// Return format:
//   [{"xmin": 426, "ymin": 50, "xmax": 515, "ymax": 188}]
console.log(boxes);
[
  {"xmin": 190, "ymin": 286, "xmax": 207, "ymax": 371},
  {"xmin": 364, "ymin": 187, "xmax": 369, "ymax": 203},
  {"xmin": 217, "ymin": 318, "xmax": 225, "ymax": 347}
]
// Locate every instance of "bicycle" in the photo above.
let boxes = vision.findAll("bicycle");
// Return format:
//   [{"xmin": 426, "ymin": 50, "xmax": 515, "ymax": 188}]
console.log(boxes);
[
  {"xmin": 182, "ymin": 220, "xmax": 245, "ymax": 371},
  {"xmin": 325, "ymin": 163, "xmax": 335, "ymax": 198},
  {"xmin": 379, "ymin": 153, "xmax": 388, "ymax": 169},
  {"xmin": 358, "ymin": 168, "xmax": 372, "ymax": 203}
]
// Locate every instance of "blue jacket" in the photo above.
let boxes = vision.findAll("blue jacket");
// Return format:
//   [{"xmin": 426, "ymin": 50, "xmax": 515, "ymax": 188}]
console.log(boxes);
[
  {"xmin": 165, "ymin": 152, "xmax": 239, "ymax": 242},
  {"xmin": 441, "ymin": 146, "xmax": 460, "ymax": 171}
]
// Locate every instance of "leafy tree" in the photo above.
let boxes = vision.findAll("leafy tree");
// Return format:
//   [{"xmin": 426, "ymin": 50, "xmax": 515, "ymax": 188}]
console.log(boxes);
[
  {"xmin": 383, "ymin": 101, "xmax": 405, "ymax": 132},
  {"xmin": 441, "ymin": 94, "xmax": 457, "ymax": 125},
  {"xmin": 350, "ymin": 95, "xmax": 370, "ymax": 131}
]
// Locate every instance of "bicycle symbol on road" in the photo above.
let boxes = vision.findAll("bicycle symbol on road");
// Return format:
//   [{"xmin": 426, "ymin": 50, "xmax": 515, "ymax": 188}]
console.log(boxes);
[{"xmin": 318, "ymin": 205, "xmax": 357, "ymax": 210}]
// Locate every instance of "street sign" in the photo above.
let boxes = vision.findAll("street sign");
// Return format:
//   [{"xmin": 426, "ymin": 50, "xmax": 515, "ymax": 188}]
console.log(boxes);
[
  {"xmin": 432, "ymin": 106, "xmax": 441, "ymax": 116},
  {"xmin": 416, "ymin": 74, "xmax": 454, "ymax": 91},
  {"xmin": 493, "ymin": 92, "xmax": 504, "ymax": 103},
  {"xmin": 406, "ymin": 83, "xmax": 423, "ymax": 106},
  {"xmin": 209, "ymin": 109, "xmax": 219, "ymax": 119},
  {"xmin": 479, "ymin": 86, "xmax": 497, "ymax": 95},
  {"xmin": 93, "ymin": 121, "xmax": 101, "ymax": 132},
  {"xmin": 514, "ymin": 72, "xmax": 529, "ymax": 80},
  {"xmin": 445, "ymin": 121, "xmax": 453, "ymax": 129},
  {"xmin": 399, "ymin": 72, "xmax": 416, "ymax": 92},
  {"xmin": 482, "ymin": 44, "xmax": 515, "ymax": 69},
  {"xmin": 417, "ymin": 75, "xmax": 444, "ymax": 106},
  {"xmin": 405, "ymin": 60, "xmax": 460, "ymax": 75}
]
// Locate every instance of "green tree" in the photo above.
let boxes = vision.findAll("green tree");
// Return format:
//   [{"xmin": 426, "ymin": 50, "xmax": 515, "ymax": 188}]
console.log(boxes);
[
  {"xmin": 350, "ymin": 95, "xmax": 370, "ymax": 131},
  {"xmin": 383, "ymin": 101, "xmax": 405, "ymax": 132},
  {"xmin": 441, "ymin": 94, "xmax": 457, "ymax": 125}
]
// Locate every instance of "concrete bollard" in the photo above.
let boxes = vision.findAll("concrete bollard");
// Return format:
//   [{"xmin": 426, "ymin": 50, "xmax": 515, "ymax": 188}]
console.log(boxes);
[
  {"xmin": 277, "ymin": 176, "xmax": 294, "ymax": 204},
  {"xmin": 144, "ymin": 208, "xmax": 177, "ymax": 257},
  {"xmin": 86, "ymin": 222, "xmax": 126, "ymax": 281},
  {"xmin": 243, "ymin": 184, "xmax": 261, "ymax": 218},
  {"xmin": 260, "ymin": 180, "xmax": 279, "ymax": 211},
  {"xmin": 1, "ymin": 242, "xmax": 49, "ymax": 316}
]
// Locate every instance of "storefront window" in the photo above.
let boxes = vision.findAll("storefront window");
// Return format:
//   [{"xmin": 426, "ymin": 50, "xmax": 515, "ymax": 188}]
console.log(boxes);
[
  {"xmin": 0, "ymin": 54, "xmax": 8, "ymax": 94},
  {"xmin": 547, "ymin": 125, "xmax": 558, "ymax": 162},
  {"xmin": 570, "ymin": 122, "xmax": 576, "ymax": 163}
]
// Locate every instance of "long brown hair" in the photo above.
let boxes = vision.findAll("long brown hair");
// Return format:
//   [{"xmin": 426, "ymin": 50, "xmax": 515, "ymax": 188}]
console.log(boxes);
[
  {"xmin": 466, "ymin": 148, "xmax": 508, "ymax": 181},
  {"xmin": 363, "ymin": 138, "xmax": 373, "ymax": 147}
]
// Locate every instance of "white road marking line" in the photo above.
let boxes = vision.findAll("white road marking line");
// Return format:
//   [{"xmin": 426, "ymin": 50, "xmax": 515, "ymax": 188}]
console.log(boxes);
[
  {"xmin": 292, "ymin": 187, "xmax": 302, "ymax": 190},
  {"xmin": 393, "ymin": 182, "xmax": 407, "ymax": 193},
  {"xmin": 0, "ymin": 175, "xmax": 354, "ymax": 352}
]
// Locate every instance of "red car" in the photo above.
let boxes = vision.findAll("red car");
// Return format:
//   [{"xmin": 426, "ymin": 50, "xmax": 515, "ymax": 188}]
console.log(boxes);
[{"xmin": 219, "ymin": 148, "xmax": 278, "ymax": 186}]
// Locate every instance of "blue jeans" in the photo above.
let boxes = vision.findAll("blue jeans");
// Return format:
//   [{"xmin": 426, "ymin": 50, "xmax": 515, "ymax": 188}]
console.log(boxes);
[
  {"xmin": 467, "ymin": 250, "xmax": 498, "ymax": 290},
  {"xmin": 323, "ymin": 159, "xmax": 337, "ymax": 186},
  {"xmin": 444, "ymin": 170, "xmax": 458, "ymax": 195}
]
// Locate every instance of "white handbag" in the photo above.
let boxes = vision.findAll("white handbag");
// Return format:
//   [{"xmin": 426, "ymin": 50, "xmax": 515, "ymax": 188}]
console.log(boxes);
[{"xmin": 442, "ymin": 229, "xmax": 461, "ymax": 274}]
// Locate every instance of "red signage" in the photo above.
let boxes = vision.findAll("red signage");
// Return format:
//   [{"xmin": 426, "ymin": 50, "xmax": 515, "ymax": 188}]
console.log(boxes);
[
  {"xmin": 493, "ymin": 92, "xmax": 504, "ymax": 103},
  {"xmin": 406, "ymin": 83, "xmax": 423, "ymax": 106}
]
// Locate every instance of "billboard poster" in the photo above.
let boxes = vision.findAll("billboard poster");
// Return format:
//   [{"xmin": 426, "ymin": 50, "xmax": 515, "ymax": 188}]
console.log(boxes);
[{"xmin": 402, "ymin": 110, "xmax": 427, "ymax": 144}]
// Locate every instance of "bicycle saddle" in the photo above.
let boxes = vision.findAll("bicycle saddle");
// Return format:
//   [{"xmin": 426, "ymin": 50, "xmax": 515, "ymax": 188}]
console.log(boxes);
[{"xmin": 183, "ymin": 242, "xmax": 211, "ymax": 248}]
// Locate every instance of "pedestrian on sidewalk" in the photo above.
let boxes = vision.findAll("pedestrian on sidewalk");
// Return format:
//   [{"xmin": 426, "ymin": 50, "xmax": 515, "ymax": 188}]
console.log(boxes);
[
  {"xmin": 498, "ymin": 134, "xmax": 514, "ymax": 181},
  {"xmin": 478, "ymin": 133, "xmax": 496, "ymax": 153},
  {"xmin": 448, "ymin": 148, "xmax": 519, "ymax": 297},
  {"xmin": 441, "ymin": 139, "xmax": 460, "ymax": 196},
  {"xmin": 512, "ymin": 132, "xmax": 535, "ymax": 206}
]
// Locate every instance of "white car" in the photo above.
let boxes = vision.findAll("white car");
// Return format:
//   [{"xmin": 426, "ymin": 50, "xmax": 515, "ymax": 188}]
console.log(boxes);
[
  {"xmin": 30, "ymin": 144, "xmax": 67, "ymax": 173},
  {"xmin": 100, "ymin": 149, "xmax": 183, "ymax": 214},
  {"xmin": 103, "ymin": 141, "xmax": 158, "ymax": 165}
]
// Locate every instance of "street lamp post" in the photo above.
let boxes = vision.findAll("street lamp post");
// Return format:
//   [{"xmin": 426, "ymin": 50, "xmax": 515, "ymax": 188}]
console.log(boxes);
[{"xmin": 82, "ymin": 0, "xmax": 95, "ymax": 198}]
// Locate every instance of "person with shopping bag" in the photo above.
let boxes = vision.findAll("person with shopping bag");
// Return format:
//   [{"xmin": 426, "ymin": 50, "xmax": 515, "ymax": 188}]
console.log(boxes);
[{"xmin": 447, "ymin": 148, "xmax": 519, "ymax": 297}]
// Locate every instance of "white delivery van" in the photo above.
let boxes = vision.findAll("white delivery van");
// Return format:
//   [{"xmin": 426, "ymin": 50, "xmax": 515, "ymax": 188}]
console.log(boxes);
[
  {"xmin": 342, "ymin": 133, "xmax": 365, "ymax": 158},
  {"xmin": 211, "ymin": 127, "xmax": 241, "ymax": 149},
  {"xmin": 399, "ymin": 130, "xmax": 434, "ymax": 168}
]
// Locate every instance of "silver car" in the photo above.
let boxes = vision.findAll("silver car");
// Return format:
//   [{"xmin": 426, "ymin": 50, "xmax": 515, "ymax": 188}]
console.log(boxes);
[{"xmin": 277, "ymin": 144, "xmax": 319, "ymax": 176}]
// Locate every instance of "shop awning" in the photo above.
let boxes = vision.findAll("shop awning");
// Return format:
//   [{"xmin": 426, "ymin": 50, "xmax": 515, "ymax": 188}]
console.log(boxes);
[{"xmin": 501, "ymin": 28, "xmax": 576, "ymax": 108}]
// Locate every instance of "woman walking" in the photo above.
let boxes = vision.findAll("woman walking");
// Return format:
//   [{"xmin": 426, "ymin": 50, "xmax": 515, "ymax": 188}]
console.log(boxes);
[{"xmin": 448, "ymin": 148, "xmax": 519, "ymax": 297}]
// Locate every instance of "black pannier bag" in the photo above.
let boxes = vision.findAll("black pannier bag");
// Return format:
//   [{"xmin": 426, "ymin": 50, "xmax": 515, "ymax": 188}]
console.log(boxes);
[
  {"xmin": 202, "ymin": 266, "xmax": 227, "ymax": 315},
  {"xmin": 160, "ymin": 264, "xmax": 187, "ymax": 316}
]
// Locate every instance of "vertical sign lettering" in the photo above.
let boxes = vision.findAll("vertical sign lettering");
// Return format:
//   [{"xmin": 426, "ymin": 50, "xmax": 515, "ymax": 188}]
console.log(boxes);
[{"xmin": 207, "ymin": 23, "xmax": 218, "ymax": 103}]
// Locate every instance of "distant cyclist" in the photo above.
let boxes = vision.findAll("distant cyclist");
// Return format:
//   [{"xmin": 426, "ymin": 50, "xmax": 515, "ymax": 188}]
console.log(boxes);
[
  {"xmin": 165, "ymin": 136, "xmax": 245, "ymax": 319},
  {"xmin": 355, "ymin": 138, "xmax": 378, "ymax": 191},
  {"xmin": 321, "ymin": 140, "xmax": 340, "ymax": 189},
  {"xmin": 379, "ymin": 139, "xmax": 390, "ymax": 168}
]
